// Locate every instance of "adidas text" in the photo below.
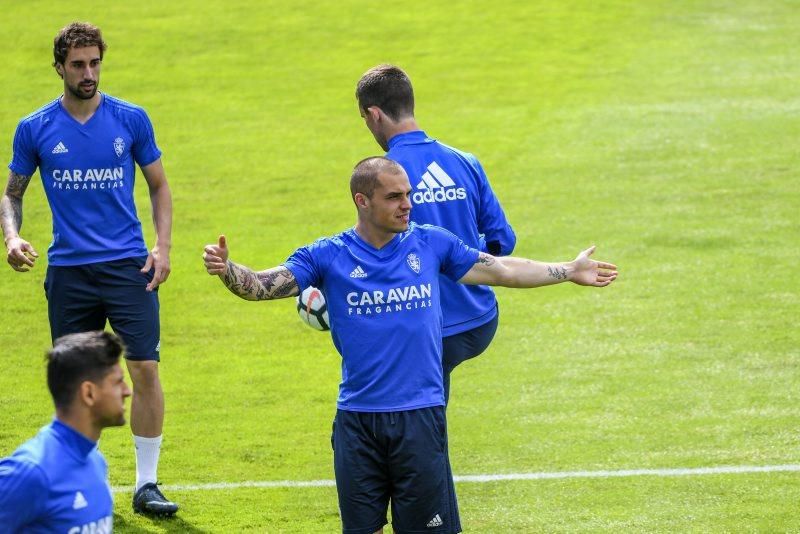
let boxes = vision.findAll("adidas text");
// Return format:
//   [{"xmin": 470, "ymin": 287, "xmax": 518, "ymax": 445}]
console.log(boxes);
[
  {"xmin": 350, "ymin": 265, "xmax": 367, "ymax": 278},
  {"xmin": 52, "ymin": 142, "xmax": 69, "ymax": 154},
  {"xmin": 412, "ymin": 187, "xmax": 467, "ymax": 204},
  {"xmin": 427, "ymin": 514, "xmax": 443, "ymax": 528}
]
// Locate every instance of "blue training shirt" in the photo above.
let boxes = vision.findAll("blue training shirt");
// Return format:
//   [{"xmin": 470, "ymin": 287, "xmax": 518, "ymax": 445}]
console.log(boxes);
[
  {"xmin": 8, "ymin": 93, "xmax": 161, "ymax": 266},
  {"xmin": 284, "ymin": 223, "xmax": 479, "ymax": 411},
  {"xmin": 0, "ymin": 420, "xmax": 113, "ymax": 533},
  {"xmin": 386, "ymin": 130, "xmax": 516, "ymax": 336}
]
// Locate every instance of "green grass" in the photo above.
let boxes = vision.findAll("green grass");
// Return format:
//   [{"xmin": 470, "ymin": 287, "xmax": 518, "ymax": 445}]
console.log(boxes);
[{"xmin": 1, "ymin": 0, "xmax": 799, "ymax": 531}]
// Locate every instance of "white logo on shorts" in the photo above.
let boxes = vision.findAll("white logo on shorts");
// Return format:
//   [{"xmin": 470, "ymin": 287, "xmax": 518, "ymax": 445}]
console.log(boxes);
[{"xmin": 427, "ymin": 514, "xmax": 443, "ymax": 527}]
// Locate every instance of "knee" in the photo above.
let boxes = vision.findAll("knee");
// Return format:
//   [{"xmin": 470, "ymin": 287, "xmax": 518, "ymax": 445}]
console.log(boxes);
[{"xmin": 126, "ymin": 361, "xmax": 161, "ymax": 390}]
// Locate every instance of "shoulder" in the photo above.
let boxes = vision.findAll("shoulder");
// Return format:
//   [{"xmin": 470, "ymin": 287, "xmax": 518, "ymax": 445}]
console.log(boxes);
[
  {"xmin": 103, "ymin": 94, "xmax": 152, "ymax": 122},
  {"xmin": 16, "ymin": 98, "xmax": 61, "ymax": 128},
  {"xmin": 305, "ymin": 230, "xmax": 349, "ymax": 251},
  {"xmin": 436, "ymin": 140, "xmax": 481, "ymax": 167},
  {"xmin": 0, "ymin": 444, "xmax": 50, "ymax": 493},
  {"xmin": 407, "ymin": 222, "xmax": 459, "ymax": 247}
]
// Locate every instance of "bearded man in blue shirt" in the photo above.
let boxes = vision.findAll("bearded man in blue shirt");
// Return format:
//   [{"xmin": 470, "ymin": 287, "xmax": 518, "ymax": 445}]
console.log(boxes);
[
  {"xmin": 1, "ymin": 21, "xmax": 177, "ymax": 515},
  {"xmin": 0, "ymin": 331, "xmax": 130, "ymax": 533},
  {"xmin": 203, "ymin": 157, "xmax": 617, "ymax": 534},
  {"xmin": 356, "ymin": 64, "xmax": 517, "ymax": 403}
]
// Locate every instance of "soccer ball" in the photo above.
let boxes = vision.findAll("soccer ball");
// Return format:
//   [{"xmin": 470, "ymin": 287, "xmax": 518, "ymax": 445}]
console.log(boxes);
[{"xmin": 296, "ymin": 286, "xmax": 330, "ymax": 331}]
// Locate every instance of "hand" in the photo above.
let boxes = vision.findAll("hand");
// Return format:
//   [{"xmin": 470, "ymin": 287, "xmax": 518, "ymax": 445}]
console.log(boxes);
[
  {"xmin": 141, "ymin": 244, "xmax": 171, "ymax": 291},
  {"xmin": 203, "ymin": 235, "xmax": 229, "ymax": 276},
  {"xmin": 569, "ymin": 245, "xmax": 618, "ymax": 287},
  {"xmin": 5, "ymin": 236, "xmax": 38, "ymax": 272}
]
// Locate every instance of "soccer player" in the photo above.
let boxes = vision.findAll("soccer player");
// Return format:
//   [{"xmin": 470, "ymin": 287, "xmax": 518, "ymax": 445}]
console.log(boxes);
[
  {"xmin": 356, "ymin": 64, "xmax": 517, "ymax": 402},
  {"xmin": 203, "ymin": 157, "xmax": 617, "ymax": 533},
  {"xmin": 0, "ymin": 331, "xmax": 131, "ymax": 532},
  {"xmin": 0, "ymin": 22, "xmax": 178, "ymax": 515}
]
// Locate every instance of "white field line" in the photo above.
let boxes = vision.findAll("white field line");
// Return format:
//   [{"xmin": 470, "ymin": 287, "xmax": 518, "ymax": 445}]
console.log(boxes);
[{"xmin": 111, "ymin": 464, "xmax": 800, "ymax": 494}]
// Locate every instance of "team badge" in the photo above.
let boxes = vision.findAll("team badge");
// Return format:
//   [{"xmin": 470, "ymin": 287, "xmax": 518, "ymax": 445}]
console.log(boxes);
[
  {"xmin": 406, "ymin": 253, "xmax": 421, "ymax": 274},
  {"xmin": 114, "ymin": 137, "xmax": 125, "ymax": 157}
]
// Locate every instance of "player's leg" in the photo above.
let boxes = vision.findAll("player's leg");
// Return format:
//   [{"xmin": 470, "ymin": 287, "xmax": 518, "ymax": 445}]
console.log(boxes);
[
  {"xmin": 100, "ymin": 257, "xmax": 177, "ymax": 515},
  {"xmin": 44, "ymin": 264, "xmax": 105, "ymax": 340},
  {"xmin": 332, "ymin": 410, "xmax": 391, "ymax": 534},
  {"xmin": 388, "ymin": 407, "xmax": 461, "ymax": 534},
  {"xmin": 441, "ymin": 312, "xmax": 499, "ymax": 403}
]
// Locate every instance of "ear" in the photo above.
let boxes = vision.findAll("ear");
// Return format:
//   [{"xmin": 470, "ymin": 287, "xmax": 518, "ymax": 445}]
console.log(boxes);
[
  {"xmin": 55, "ymin": 63, "xmax": 64, "ymax": 79},
  {"xmin": 354, "ymin": 192, "xmax": 369, "ymax": 209},
  {"xmin": 367, "ymin": 106, "xmax": 382, "ymax": 122},
  {"xmin": 78, "ymin": 380, "xmax": 97, "ymax": 407}
]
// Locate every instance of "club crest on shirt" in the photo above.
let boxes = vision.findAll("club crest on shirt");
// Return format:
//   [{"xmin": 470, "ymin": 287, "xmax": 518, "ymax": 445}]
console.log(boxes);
[
  {"xmin": 113, "ymin": 137, "xmax": 125, "ymax": 157},
  {"xmin": 406, "ymin": 253, "xmax": 421, "ymax": 274}
]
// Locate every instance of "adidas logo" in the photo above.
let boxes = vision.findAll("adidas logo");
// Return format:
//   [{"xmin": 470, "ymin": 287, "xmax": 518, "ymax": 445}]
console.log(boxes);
[
  {"xmin": 52, "ymin": 142, "xmax": 69, "ymax": 154},
  {"xmin": 73, "ymin": 491, "xmax": 88, "ymax": 510},
  {"xmin": 426, "ymin": 514, "xmax": 443, "ymax": 528},
  {"xmin": 412, "ymin": 161, "xmax": 466, "ymax": 204},
  {"xmin": 349, "ymin": 265, "xmax": 367, "ymax": 278}
]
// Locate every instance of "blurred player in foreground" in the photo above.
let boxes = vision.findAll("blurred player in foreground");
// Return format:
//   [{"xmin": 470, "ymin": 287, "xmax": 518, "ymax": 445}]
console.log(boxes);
[
  {"xmin": 0, "ymin": 331, "xmax": 131, "ymax": 532},
  {"xmin": 0, "ymin": 22, "xmax": 177, "ymax": 515},
  {"xmin": 357, "ymin": 64, "xmax": 516, "ymax": 403},
  {"xmin": 204, "ymin": 157, "xmax": 617, "ymax": 533}
]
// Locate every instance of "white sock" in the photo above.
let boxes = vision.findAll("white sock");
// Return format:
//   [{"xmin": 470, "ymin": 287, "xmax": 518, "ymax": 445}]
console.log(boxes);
[{"xmin": 134, "ymin": 435, "xmax": 162, "ymax": 491}]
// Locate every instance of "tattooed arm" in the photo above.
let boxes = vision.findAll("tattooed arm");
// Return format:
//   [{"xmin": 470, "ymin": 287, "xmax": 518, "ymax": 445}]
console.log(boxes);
[
  {"xmin": 203, "ymin": 235, "xmax": 299, "ymax": 300},
  {"xmin": 1, "ymin": 171, "xmax": 39, "ymax": 272},
  {"xmin": 459, "ymin": 246, "xmax": 618, "ymax": 288}
]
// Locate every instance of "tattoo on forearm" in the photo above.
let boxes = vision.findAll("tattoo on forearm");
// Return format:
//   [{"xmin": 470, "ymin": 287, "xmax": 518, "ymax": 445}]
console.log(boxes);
[
  {"xmin": 1, "ymin": 172, "xmax": 31, "ymax": 233},
  {"xmin": 547, "ymin": 265, "xmax": 568, "ymax": 280},
  {"xmin": 477, "ymin": 253, "xmax": 496, "ymax": 266},
  {"xmin": 222, "ymin": 261, "xmax": 298, "ymax": 300}
]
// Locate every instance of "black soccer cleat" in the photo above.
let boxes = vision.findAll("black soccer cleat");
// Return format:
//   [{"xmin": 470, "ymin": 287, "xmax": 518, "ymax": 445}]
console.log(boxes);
[{"xmin": 132, "ymin": 482, "xmax": 179, "ymax": 516}]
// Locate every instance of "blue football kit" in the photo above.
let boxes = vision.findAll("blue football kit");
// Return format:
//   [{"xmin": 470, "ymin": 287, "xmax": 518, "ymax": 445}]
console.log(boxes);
[
  {"xmin": 8, "ymin": 94, "xmax": 163, "ymax": 360},
  {"xmin": 9, "ymin": 94, "xmax": 161, "ymax": 266},
  {"xmin": 284, "ymin": 223, "xmax": 478, "ymax": 533},
  {"xmin": 0, "ymin": 420, "xmax": 113, "ymax": 533},
  {"xmin": 385, "ymin": 130, "xmax": 516, "ymax": 337},
  {"xmin": 284, "ymin": 223, "xmax": 479, "ymax": 411}
]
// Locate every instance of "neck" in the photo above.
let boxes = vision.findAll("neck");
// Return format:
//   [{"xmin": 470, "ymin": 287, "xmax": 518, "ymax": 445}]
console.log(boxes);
[
  {"xmin": 384, "ymin": 117, "xmax": 420, "ymax": 145},
  {"xmin": 354, "ymin": 221, "xmax": 396, "ymax": 249},
  {"xmin": 61, "ymin": 90, "xmax": 102, "ymax": 124},
  {"xmin": 56, "ymin": 409, "xmax": 100, "ymax": 442}
]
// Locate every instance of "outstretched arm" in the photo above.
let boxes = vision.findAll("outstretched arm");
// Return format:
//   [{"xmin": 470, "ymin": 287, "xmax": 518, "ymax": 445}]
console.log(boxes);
[
  {"xmin": 203, "ymin": 235, "xmax": 299, "ymax": 301},
  {"xmin": 459, "ymin": 245, "xmax": 618, "ymax": 288},
  {"xmin": 1, "ymin": 170, "xmax": 39, "ymax": 272}
]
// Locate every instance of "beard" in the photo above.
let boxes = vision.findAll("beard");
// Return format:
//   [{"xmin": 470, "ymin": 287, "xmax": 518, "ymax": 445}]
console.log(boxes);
[{"xmin": 67, "ymin": 81, "xmax": 98, "ymax": 100}]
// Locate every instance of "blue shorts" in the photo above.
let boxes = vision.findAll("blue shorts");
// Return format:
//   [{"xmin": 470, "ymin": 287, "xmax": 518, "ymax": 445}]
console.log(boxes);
[
  {"xmin": 44, "ymin": 256, "xmax": 160, "ymax": 361},
  {"xmin": 332, "ymin": 406, "xmax": 460, "ymax": 534},
  {"xmin": 442, "ymin": 309, "xmax": 499, "ymax": 403}
]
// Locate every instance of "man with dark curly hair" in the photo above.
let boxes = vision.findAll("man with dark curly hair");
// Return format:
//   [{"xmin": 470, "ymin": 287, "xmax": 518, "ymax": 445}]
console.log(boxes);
[{"xmin": 1, "ymin": 22, "xmax": 177, "ymax": 516}]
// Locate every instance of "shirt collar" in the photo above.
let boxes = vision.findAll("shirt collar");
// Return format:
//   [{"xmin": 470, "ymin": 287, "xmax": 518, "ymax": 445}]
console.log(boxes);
[
  {"xmin": 387, "ymin": 130, "xmax": 433, "ymax": 150},
  {"xmin": 51, "ymin": 419, "xmax": 98, "ymax": 459}
]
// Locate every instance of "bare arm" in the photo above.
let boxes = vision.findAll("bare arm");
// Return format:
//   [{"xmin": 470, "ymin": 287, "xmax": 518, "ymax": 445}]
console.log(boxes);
[
  {"xmin": 203, "ymin": 235, "xmax": 300, "ymax": 301},
  {"xmin": 140, "ymin": 159, "xmax": 172, "ymax": 290},
  {"xmin": 1, "ymin": 171, "xmax": 38, "ymax": 271},
  {"xmin": 459, "ymin": 246, "xmax": 618, "ymax": 288}
]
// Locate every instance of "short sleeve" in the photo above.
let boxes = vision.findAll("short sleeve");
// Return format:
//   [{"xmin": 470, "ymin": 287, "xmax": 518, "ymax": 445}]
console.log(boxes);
[
  {"xmin": 131, "ymin": 108, "xmax": 162, "ymax": 167},
  {"xmin": 282, "ymin": 236, "xmax": 339, "ymax": 291},
  {"xmin": 8, "ymin": 121, "xmax": 38, "ymax": 177},
  {"xmin": 424, "ymin": 225, "xmax": 480, "ymax": 281},
  {"xmin": 0, "ymin": 457, "xmax": 47, "ymax": 529}
]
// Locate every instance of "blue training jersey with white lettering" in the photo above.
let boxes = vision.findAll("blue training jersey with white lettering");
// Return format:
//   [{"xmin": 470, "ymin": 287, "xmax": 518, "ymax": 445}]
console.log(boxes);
[
  {"xmin": 8, "ymin": 93, "xmax": 161, "ymax": 266},
  {"xmin": 284, "ymin": 223, "xmax": 479, "ymax": 411},
  {"xmin": 0, "ymin": 420, "xmax": 113, "ymax": 533},
  {"xmin": 386, "ymin": 131, "xmax": 516, "ymax": 336}
]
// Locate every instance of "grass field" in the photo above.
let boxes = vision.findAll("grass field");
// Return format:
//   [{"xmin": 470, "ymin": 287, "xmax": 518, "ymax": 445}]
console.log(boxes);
[{"xmin": 1, "ymin": 1, "xmax": 798, "ymax": 532}]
